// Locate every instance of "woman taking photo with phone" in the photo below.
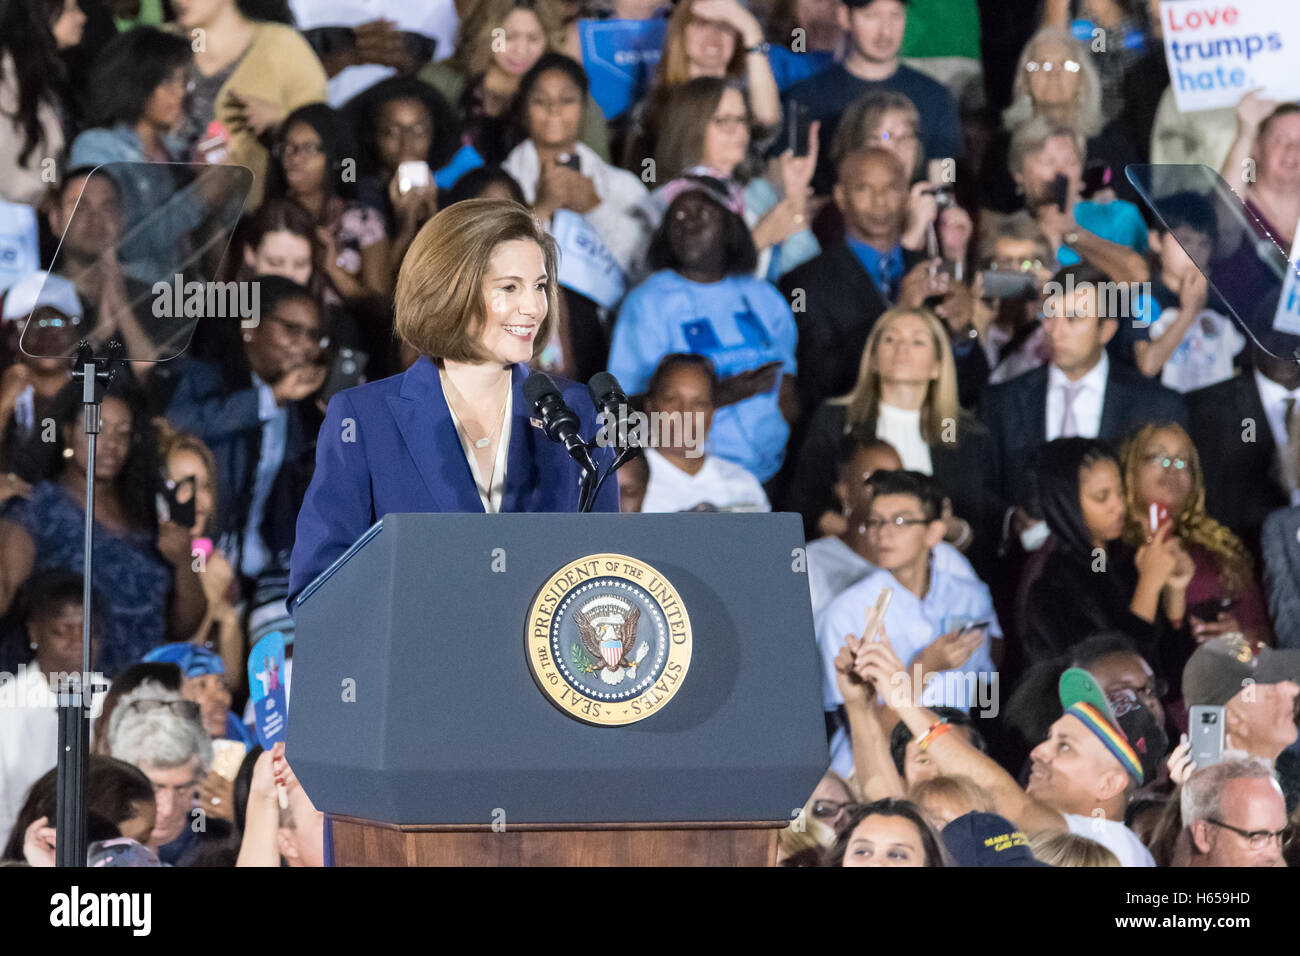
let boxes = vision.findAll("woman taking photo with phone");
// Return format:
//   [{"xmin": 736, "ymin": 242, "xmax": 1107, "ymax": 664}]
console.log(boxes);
[{"xmin": 288, "ymin": 200, "xmax": 618, "ymax": 605}]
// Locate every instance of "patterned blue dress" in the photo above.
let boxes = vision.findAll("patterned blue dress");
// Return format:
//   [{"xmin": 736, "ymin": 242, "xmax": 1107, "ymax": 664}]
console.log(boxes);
[{"xmin": 2, "ymin": 482, "xmax": 171, "ymax": 677}]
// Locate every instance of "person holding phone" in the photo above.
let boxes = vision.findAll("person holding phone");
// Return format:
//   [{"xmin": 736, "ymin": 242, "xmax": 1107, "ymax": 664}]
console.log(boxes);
[
  {"xmin": 1020, "ymin": 438, "xmax": 1192, "ymax": 680},
  {"xmin": 1120, "ymin": 422, "xmax": 1272, "ymax": 652},
  {"xmin": 609, "ymin": 178, "xmax": 798, "ymax": 484},
  {"xmin": 166, "ymin": 277, "xmax": 328, "ymax": 599},
  {"xmin": 815, "ymin": 469, "xmax": 1001, "ymax": 778}
]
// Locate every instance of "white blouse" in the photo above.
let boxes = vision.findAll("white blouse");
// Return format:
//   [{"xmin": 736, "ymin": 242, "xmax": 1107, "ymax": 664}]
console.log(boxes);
[
  {"xmin": 875, "ymin": 402, "xmax": 933, "ymax": 475},
  {"xmin": 445, "ymin": 386, "xmax": 512, "ymax": 513}
]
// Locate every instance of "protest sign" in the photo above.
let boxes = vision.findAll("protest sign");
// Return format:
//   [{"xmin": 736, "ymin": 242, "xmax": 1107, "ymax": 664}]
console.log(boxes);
[
  {"xmin": 578, "ymin": 17, "xmax": 667, "ymax": 121},
  {"xmin": 1161, "ymin": 0, "xmax": 1300, "ymax": 113}
]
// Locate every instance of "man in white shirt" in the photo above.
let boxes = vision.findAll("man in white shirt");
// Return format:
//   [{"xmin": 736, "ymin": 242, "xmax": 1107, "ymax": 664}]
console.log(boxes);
[
  {"xmin": 982, "ymin": 264, "xmax": 1186, "ymax": 545},
  {"xmin": 637, "ymin": 354, "xmax": 770, "ymax": 513},
  {"xmin": 815, "ymin": 470, "xmax": 999, "ymax": 776},
  {"xmin": 851, "ymin": 646, "xmax": 1162, "ymax": 866}
]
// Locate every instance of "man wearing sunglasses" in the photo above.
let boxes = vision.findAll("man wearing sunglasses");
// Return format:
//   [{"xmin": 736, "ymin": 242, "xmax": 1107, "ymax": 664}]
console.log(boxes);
[{"xmin": 1181, "ymin": 756, "xmax": 1290, "ymax": 867}]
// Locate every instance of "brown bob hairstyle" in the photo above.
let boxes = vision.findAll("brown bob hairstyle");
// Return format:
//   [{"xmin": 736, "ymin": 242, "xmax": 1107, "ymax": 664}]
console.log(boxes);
[{"xmin": 394, "ymin": 198, "xmax": 558, "ymax": 363}]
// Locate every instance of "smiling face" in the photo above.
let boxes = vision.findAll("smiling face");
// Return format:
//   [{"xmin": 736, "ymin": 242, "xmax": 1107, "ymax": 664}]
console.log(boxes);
[
  {"xmin": 182, "ymin": 673, "xmax": 231, "ymax": 738},
  {"xmin": 477, "ymin": 239, "xmax": 548, "ymax": 365},
  {"xmin": 684, "ymin": 7, "xmax": 737, "ymax": 75},
  {"xmin": 1027, "ymin": 713, "xmax": 1127, "ymax": 816},
  {"xmin": 493, "ymin": 7, "xmax": 547, "ymax": 77},
  {"xmin": 376, "ymin": 97, "xmax": 433, "ymax": 172},
  {"xmin": 1078, "ymin": 458, "xmax": 1126, "ymax": 547},
  {"xmin": 1258, "ymin": 113, "xmax": 1300, "ymax": 191},
  {"xmin": 701, "ymin": 87, "xmax": 750, "ymax": 175},
  {"xmin": 526, "ymin": 69, "xmax": 584, "ymax": 151},
  {"xmin": 841, "ymin": 812, "xmax": 926, "ymax": 867}
]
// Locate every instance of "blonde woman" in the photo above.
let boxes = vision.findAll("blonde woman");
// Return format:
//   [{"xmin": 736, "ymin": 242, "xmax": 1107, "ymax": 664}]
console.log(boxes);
[
  {"xmin": 621, "ymin": 0, "xmax": 780, "ymax": 169},
  {"xmin": 784, "ymin": 306, "xmax": 998, "ymax": 554}
]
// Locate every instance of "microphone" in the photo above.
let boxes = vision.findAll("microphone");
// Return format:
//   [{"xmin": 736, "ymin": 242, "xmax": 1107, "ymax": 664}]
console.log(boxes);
[
  {"xmin": 524, "ymin": 371, "xmax": 596, "ymax": 477},
  {"xmin": 587, "ymin": 371, "xmax": 642, "ymax": 456}
]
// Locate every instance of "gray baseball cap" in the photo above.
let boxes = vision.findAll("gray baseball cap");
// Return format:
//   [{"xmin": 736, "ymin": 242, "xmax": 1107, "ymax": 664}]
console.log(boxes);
[{"xmin": 1181, "ymin": 634, "xmax": 1300, "ymax": 707}]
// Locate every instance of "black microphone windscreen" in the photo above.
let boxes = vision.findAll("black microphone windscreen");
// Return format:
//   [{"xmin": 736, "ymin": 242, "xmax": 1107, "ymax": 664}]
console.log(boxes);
[
  {"xmin": 523, "ymin": 371, "xmax": 560, "ymax": 409},
  {"xmin": 587, "ymin": 371, "xmax": 625, "ymax": 407}
]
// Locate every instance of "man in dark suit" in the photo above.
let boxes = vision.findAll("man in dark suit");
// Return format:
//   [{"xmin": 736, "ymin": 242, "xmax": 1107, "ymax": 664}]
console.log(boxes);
[
  {"xmin": 981, "ymin": 265, "xmax": 1188, "ymax": 514},
  {"xmin": 780, "ymin": 147, "xmax": 921, "ymax": 423},
  {"xmin": 1187, "ymin": 333, "xmax": 1300, "ymax": 561},
  {"xmin": 166, "ymin": 276, "xmax": 326, "ymax": 594}
]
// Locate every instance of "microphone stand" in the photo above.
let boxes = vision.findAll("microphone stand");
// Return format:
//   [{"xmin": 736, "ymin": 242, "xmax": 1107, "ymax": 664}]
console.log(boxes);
[{"xmin": 54, "ymin": 340, "xmax": 120, "ymax": 867}]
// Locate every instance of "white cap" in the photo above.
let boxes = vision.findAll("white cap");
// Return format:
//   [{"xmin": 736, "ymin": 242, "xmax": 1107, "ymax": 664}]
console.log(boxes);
[{"xmin": 1, "ymin": 271, "xmax": 83, "ymax": 323}]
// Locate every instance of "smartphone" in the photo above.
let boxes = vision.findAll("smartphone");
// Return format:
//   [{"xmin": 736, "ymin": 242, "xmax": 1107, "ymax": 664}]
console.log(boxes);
[
  {"xmin": 978, "ymin": 268, "xmax": 1038, "ymax": 300},
  {"xmin": 785, "ymin": 102, "xmax": 811, "ymax": 158},
  {"xmin": 866, "ymin": 587, "xmax": 893, "ymax": 643},
  {"xmin": 959, "ymin": 619, "xmax": 991, "ymax": 637},
  {"xmin": 556, "ymin": 152, "xmax": 582, "ymax": 171},
  {"xmin": 320, "ymin": 347, "xmax": 368, "ymax": 404},
  {"xmin": 1051, "ymin": 173, "xmax": 1070, "ymax": 213},
  {"xmin": 1188, "ymin": 705, "xmax": 1226, "ymax": 768},
  {"xmin": 1148, "ymin": 501, "xmax": 1169, "ymax": 533},
  {"xmin": 396, "ymin": 160, "xmax": 431, "ymax": 195},
  {"xmin": 156, "ymin": 475, "xmax": 197, "ymax": 529}
]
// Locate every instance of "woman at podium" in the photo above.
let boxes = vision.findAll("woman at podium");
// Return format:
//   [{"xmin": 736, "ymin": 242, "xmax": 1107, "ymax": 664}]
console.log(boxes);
[{"xmin": 288, "ymin": 199, "xmax": 617, "ymax": 605}]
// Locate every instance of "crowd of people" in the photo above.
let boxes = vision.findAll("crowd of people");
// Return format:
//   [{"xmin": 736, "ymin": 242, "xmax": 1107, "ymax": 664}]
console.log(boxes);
[{"xmin": 1, "ymin": 0, "xmax": 1299, "ymax": 867}]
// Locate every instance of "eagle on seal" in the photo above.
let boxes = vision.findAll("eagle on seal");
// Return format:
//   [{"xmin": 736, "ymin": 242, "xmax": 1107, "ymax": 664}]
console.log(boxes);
[{"xmin": 577, "ymin": 605, "xmax": 644, "ymax": 684}]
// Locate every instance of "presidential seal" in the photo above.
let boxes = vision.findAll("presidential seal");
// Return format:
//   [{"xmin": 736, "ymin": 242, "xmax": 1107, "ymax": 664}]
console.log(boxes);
[{"xmin": 525, "ymin": 553, "xmax": 692, "ymax": 726}]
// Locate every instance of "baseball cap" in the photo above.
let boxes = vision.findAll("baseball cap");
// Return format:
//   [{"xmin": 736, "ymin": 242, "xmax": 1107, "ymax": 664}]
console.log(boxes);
[
  {"xmin": 1182, "ymin": 633, "xmax": 1300, "ymax": 707},
  {"xmin": 1, "ymin": 270, "xmax": 83, "ymax": 323},
  {"xmin": 655, "ymin": 169, "xmax": 747, "ymax": 219},
  {"xmin": 142, "ymin": 642, "xmax": 224, "ymax": 678},
  {"xmin": 940, "ymin": 811, "xmax": 1051, "ymax": 867},
  {"xmin": 1059, "ymin": 667, "xmax": 1166, "ymax": 786}
]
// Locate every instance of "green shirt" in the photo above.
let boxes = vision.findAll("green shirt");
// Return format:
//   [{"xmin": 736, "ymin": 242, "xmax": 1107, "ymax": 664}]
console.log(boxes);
[{"xmin": 900, "ymin": 0, "xmax": 981, "ymax": 61}]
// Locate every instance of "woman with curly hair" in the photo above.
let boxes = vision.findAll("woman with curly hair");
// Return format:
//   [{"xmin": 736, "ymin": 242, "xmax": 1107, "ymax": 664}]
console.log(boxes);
[
  {"xmin": 0, "ymin": 379, "xmax": 207, "ymax": 677},
  {"xmin": 1120, "ymin": 421, "xmax": 1273, "ymax": 649}
]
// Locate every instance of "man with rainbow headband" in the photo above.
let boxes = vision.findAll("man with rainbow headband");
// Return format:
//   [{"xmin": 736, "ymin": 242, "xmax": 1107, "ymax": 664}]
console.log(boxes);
[{"xmin": 844, "ymin": 635, "xmax": 1167, "ymax": 866}]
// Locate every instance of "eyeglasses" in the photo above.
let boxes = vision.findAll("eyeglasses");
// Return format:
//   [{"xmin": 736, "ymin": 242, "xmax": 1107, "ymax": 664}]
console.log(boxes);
[
  {"xmin": 1025, "ymin": 59, "xmax": 1081, "ymax": 73},
  {"xmin": 710, "ymin": 114, "xmax": 749, "ymax": 133},
  {"xmin": 1204, "ymin": 818, "xmax": 1294, "ymax": 851},
  {"xmin": 996, "ymin": 257, "xmax": 1045, "ymax": 274},
  {"xmin": 876, "ymin": 129, "xmax": 918, "ymax": 145},
  {"xmin": 273, "ymin": 141, "xmax": 325, "ymax": 160},
  {"xmin": 266, "ymin": 313, "xmax": 329, "ymax": 350},
  {"xmin": 1143, "ymin": 453, "xmax": 1188, "ymax": 471},
  {"xmin": 125, "ymin": 698, "xmax": 201, "ymax": 720},
  {"xmin": 811, "ymin": 799, "xmax": 851, "ymax": 820},
  {"xmin": 864, "ymin": 516, "xmax": 931, "ymax": 533}
]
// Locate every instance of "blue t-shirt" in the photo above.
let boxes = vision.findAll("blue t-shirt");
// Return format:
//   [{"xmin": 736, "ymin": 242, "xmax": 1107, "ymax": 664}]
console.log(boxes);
[
  {"xmin": 768, "ymin": 46, "xmax": 835, "ymax": 93},
  {"xmin": 609, "ymin": 271, "xmax": 797, "ymax": 482},
  {"xmin": 1057, "ymin": 199, "xmax": 1149, "ymax": 268},
  {"xmin": 786, "ymin": 63, "xmax": 964, "ymax": 193}
]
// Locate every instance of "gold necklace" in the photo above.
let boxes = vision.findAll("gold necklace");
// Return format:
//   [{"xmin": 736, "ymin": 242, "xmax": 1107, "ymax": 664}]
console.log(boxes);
[{"xmin": 441, "ymin": 369, "xmax": 510, "ymax": 449}]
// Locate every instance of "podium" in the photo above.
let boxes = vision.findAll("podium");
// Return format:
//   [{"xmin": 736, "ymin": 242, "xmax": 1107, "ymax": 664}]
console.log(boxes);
[{"xmin": 288, "ymin": 513, "xmax": 829, "ymax": 866}]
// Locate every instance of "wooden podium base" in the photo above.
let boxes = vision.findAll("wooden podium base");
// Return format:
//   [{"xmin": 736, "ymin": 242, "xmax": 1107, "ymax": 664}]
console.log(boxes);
[{"xmin": 329, "ymin": 816, "xmax": 781, "ymax": 866}]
